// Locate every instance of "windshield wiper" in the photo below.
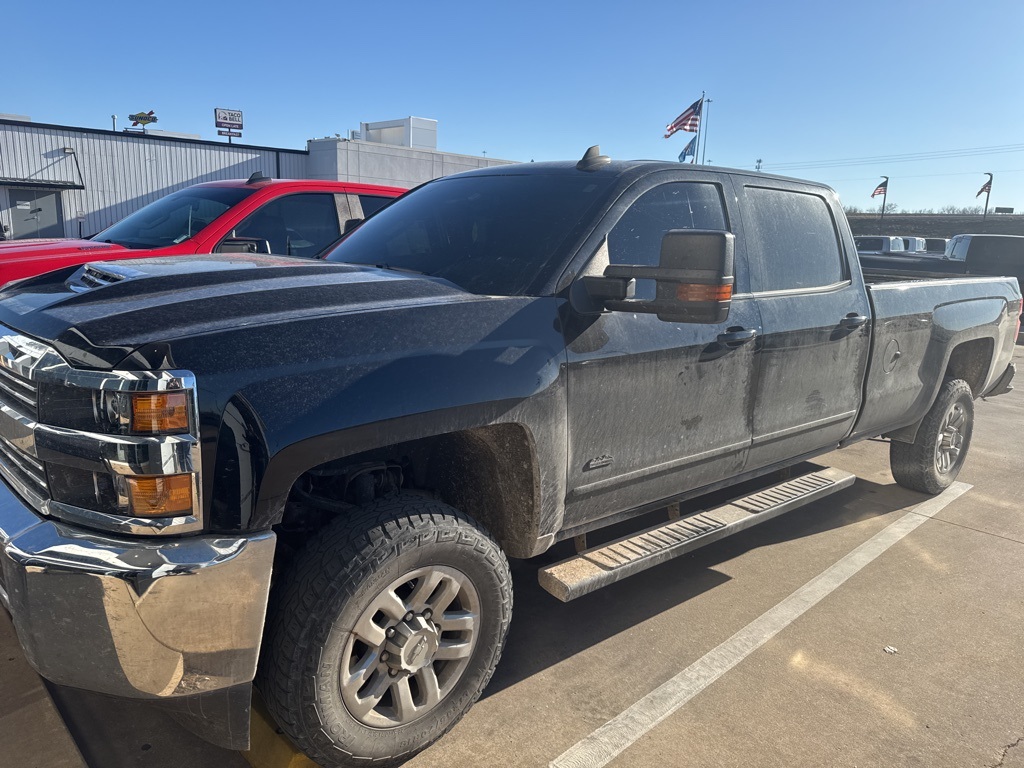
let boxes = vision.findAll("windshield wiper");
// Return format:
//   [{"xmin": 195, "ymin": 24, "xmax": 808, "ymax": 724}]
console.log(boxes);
[{"xmin": 371, "ymin": 263, "xmax": 431, "ymax": 277}]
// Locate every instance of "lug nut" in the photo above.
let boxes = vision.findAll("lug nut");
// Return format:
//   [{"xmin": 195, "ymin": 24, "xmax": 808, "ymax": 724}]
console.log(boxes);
[
  {"xmin": 380, "ymin": 651, "xmax": 389, "ymax": 662},
  {"xmin": 403, "ymin": 611, "xmax": 414, "ymax": 622},
  {"xmin": 423, "ymin": 609, "xmax": 432, "ymax": 620},
  {"xmin": 385, "ymin": 627, "xmax": 396, "ymax": 638},
  {"xmin": 389, "ymin": 669, "xmax": 399, "ymax": 677}
]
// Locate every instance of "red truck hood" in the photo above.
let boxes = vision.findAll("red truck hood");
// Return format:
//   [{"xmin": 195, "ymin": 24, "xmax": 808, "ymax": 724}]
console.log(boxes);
[{"xmin": 0, "ymin": 238, "xmax": 129, "ymax": 259}]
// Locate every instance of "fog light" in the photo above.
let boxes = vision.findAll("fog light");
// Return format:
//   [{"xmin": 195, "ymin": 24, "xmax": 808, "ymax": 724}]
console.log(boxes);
[
  {"xmin": 129, "ymin": 392, "xmax": 189, "ymax": 434},
  {"xmin": 127, "ymin": 474, "xmax": 193, "ymax": 516}
]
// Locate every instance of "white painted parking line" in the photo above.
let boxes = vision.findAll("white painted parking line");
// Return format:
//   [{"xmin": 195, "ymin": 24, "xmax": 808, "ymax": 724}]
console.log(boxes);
[{"xmin": 549, "ymin": 482, "xmax": 972, "ymax": 768}]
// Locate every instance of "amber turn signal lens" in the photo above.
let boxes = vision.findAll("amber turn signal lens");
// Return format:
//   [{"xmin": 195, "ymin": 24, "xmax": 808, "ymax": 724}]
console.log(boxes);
[
  {"xmin": 127, "ymin": 474, "xmax": 194, "ymax": 517},
  {"xmin": 675, "ymin": 283, "xmax": 733, "ymax": 302},
  {"xmin": 129, "ymin": 392, "xmax": 189, "ymax": 433}
]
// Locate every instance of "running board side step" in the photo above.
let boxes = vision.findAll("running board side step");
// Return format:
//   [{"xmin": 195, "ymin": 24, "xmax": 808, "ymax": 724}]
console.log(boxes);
[{"xmin": 539, "ymin": 467, "xmax": 856, "ymax": 602}]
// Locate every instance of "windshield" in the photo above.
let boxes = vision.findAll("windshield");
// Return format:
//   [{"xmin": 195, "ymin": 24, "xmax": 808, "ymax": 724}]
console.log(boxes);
[
  {"xmin": 92, "ymin": 186, "xmax": 255, "ymax": 249},
  {"xmin": 324, "ymin": 174, "xmax": 615, "ymax": 296}
]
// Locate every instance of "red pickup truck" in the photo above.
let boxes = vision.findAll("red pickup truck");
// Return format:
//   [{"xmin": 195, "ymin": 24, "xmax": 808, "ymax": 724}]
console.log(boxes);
[{"xmin": 0, "ymin": 174, "xmax": 405, "ymax": 284}]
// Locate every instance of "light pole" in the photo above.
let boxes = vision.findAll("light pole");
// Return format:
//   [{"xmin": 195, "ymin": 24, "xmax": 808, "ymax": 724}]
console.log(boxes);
[
  {"xmin": 981, "ymin": 172, "xmax": 993, "ymax": 221},
  {"xmin": 111, "ymin": 115, "xmax": 116, "ymax": 132}
]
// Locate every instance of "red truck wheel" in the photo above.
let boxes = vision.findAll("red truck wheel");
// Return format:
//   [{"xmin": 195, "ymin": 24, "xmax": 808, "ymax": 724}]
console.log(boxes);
[{"xmin": 258, "ymin": 495, "xmax": 512, "ymax": 768}]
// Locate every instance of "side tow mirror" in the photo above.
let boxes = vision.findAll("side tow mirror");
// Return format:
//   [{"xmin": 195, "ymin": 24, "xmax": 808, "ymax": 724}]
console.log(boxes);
[{"xmin": 599, "ymin": 230, "xmax": 735, "ymax": 324}]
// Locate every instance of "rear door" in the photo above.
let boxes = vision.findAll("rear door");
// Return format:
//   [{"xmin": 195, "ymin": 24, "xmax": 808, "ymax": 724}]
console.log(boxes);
[{"xmin": 740, "ymin": 180, "xmax": 872, "ymax": 471}]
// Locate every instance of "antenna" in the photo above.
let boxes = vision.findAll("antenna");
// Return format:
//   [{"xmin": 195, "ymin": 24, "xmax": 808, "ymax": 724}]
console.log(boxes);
[
  {"xmin": 246, "ymin": 170, "xmax": 270, "ymax": 185},
  {"xmin": 576, "ymin": 145, "xmax": 611, "ymax": 171}
]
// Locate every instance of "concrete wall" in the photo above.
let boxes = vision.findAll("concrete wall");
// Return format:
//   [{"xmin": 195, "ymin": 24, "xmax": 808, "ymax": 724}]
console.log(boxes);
[{"xmin": 306, "ymin": 138, "xmax": 514, "ymax": 188}]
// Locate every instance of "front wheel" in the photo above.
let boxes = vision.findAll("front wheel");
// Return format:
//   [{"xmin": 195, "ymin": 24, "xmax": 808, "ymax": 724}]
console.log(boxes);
[
  {"xmin": 890, "ymin": 378, "xmax": 974, "ymax": 494},
  {"xmin": 258, "ymin": 495, "xmax": 512, "ymax": 768}
]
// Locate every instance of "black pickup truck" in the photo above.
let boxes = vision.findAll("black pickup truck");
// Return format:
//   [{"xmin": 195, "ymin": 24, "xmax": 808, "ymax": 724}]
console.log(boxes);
[{"xmin": 0, "ymin": 151, "xmax": 1018, "ymax": 767}]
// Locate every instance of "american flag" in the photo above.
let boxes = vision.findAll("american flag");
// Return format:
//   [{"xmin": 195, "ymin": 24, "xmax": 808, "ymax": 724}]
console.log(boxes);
[
  {"xmin": 871, "ymin": 179, "xmax": 888, "ymax": 198},
  {"xmin": 976, "ymin": 179, "xmax": 992, "ymax": 197},
  {"xmin": 664, "ymin": 98, "xmax": 703, "ymax": 138}
]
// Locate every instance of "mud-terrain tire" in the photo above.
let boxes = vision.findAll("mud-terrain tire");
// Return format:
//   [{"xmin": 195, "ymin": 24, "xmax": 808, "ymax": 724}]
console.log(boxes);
[
  {"xmin": 258, "ymin": 495, "xmax": 513, "ymax": 767},
  {"xmin": 890, "ymin": 378, "xmax": 974, "ymax": 495}
]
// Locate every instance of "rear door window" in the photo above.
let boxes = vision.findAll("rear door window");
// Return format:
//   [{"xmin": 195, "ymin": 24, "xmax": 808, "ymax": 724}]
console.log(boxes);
[
  {"xmin": 744, "ymin": 187, "xmax": 845, "ymax": 292},
  {"xmin": 358, "ymin": 195, "xmax": 394, "ymax": 218}
]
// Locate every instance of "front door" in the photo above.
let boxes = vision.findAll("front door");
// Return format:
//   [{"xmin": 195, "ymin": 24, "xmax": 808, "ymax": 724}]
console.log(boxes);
[
  {"xmin": 7, "ymin": 188, "xmax": 65, "ymax": 239},
  {"xmin": 563, "ymin": 175, "xmax": 761, "ymax": 529}
]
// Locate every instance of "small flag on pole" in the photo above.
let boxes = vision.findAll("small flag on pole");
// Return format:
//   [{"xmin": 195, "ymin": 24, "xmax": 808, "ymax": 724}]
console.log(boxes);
[
  {"xmin": 871, "ymin": 179, "xmax": 888, "ymax": 198},
  {"xmin": 976, "ymin": 179, "xmax": 992, "ymax": 197},
  {"xmin": 678, "ymin": 135, "xmax": 698, "ymax": 163},
  {"xmin": 664, "ymin": 98, "xmax": 703, "ymax": 138}
]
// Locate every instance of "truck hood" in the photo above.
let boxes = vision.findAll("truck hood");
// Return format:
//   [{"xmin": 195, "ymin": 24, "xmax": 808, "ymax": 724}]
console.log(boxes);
[
  {"xmin": 0, "ymin": 254, "xmax": 473, "ymax": 369},
  {"xmin": 0, "ymin": 238, "xmax": 128, "ymax": 261}
]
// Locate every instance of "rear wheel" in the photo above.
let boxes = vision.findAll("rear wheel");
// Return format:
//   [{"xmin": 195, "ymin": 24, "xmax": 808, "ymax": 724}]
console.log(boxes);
[
  {"xmin": 259, "ymin": 495, "xmax": 512, "ymax": 768},
  {"xmin": 890, "ymin": 378, "xmax": 974, "ymax": 494}
]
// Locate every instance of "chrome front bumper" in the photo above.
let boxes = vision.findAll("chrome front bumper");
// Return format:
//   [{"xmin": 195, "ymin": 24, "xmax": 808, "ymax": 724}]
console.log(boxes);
[{"xmin": 0, "ymin": 477, "xmax": 275, "ymax": 700}]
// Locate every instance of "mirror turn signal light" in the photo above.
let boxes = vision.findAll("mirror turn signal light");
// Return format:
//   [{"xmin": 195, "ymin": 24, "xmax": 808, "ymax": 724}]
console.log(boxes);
[
  {"xmin": 127, "ymin": 474, "xmax": 194, "ymax": 517},
  {"xmin": 675, "ymin": 283, "xmax": 733, "ymax": 302},
  {"xmin": 129, "ymin": 392, "xmax": 190, "ymax": 434}
]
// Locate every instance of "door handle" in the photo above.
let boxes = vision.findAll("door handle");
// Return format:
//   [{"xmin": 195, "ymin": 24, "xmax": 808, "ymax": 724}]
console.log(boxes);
[
  {"xmin": 717, "ymin": 328, "xmax": 758, "ymax": 347},
  {"xmin": 839, "ymin": 313, "xmax": 868, "ymax": 329}
]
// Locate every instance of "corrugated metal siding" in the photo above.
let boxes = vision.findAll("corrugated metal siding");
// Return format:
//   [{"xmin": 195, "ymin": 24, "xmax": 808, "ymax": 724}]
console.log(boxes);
[{"xmin": 0, "ymin": 122, "xmax": 309, "ymax": 237}]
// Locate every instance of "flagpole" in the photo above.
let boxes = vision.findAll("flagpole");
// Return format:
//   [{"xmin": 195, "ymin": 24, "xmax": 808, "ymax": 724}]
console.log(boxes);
[
  {"xmin": 700, "ymin": 97, "xmax": 712, "ymax": 165},
  {"xmin": 982, "ymin": 172, "xmax": 993, "ymax": 221},
  {"xmin": 694, "ymin": 91, "xmax": 705, "ymax": 165},
  {"xmin": 878, "ymin": 176, "xmax": 889, "ymax": 231}
]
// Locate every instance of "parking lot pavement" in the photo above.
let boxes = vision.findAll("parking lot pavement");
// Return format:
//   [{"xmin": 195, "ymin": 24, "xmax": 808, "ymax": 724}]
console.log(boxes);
[
  {"xmin": 0, "ymin": 610, "xmax": 86, "ymax": 768},
  {"xmin": 407, "ymin": 344, "xmax": 1024, "ymax": 767},
  {"xmin": 5, "ymin": 347, "xmax": 1021, "ymax": 768}
]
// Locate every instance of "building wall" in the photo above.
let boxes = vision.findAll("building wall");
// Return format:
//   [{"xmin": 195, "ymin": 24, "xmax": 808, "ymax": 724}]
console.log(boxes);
[
  {"xmin": 0, "ymin": 119, "xmax": 306, "ymax": 238},
  {"xmin": 0, "ymin": 118, "xmax": 514, "ymax": 240},
  {"xmin": 306, "ymin": 138, "xmax": 512, "ymax": 188}
]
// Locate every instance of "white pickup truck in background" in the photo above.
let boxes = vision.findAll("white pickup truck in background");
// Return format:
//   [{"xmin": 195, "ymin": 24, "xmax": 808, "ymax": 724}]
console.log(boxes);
[{"xmin": 854, "ymin": 235, "xmax": 906, "ymax": 255}]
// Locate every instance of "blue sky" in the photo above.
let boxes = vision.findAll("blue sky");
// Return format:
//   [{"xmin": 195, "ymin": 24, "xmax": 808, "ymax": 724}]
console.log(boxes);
[{"xmin": 6, "ymin": 0, "xmax": 1021, "ymax": 211}]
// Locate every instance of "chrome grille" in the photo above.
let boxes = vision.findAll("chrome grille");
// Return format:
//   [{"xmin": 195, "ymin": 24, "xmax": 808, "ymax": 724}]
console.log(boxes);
[
  {"xmin": 0, "ymin": 431, "xmax": 46, "ymax": 505},
  {"xmin": 0, "ymin": 362, "xmax": 37, "ymax": 417}
]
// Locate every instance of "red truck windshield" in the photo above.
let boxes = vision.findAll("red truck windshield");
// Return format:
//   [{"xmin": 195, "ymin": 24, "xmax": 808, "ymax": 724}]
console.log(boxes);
[{"xmin": 91, "ymin": 186, "xmax": 255, "ymax": 249}]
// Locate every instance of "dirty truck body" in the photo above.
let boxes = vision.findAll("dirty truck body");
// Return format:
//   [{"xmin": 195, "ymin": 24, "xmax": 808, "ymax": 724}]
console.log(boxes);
[{"xmin": 0, "ymin": 158, "xmax": 1018, "ymax": 766}]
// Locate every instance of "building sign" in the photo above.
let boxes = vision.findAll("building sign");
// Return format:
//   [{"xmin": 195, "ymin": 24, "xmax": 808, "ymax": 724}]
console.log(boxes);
[
  {"xmin": 214, "ymin": 108, "xmax": 243, "ymax": 130},
  {"xmin": 128, "ymin": 111, "xmax": 158, "ymax": 126}
]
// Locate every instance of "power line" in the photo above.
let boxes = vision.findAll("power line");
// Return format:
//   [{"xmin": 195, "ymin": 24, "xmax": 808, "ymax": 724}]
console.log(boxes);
[
  {"xmin": 821, "ymin": 168, "xmax": 1024, "ymax": 183},
  {"xmin": 739, "ymin": 143, "xmax": 1024, "ymax": 172}
]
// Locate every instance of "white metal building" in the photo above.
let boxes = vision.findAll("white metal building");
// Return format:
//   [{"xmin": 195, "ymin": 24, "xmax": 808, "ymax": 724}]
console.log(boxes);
[{"xmin": 0, "ymin": 115, "xmax": 513, "ymax": 240}]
